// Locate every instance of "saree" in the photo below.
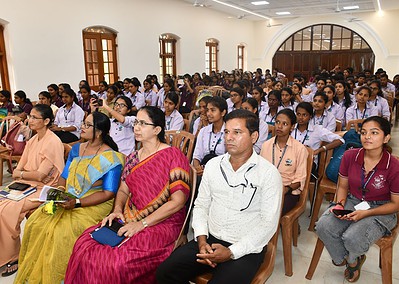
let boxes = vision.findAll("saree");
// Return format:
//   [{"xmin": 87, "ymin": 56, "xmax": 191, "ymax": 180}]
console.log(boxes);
[
  {"xmin": 14, "ymin": 144, "xmax": 124, "ymax": 284},
  {"xmin": 65, "ymin": 146, "xmax": 190, "ymax": 284},
  {"xmin": 0, "ymin": 129, "xmax": 64, "ymax": 267}
]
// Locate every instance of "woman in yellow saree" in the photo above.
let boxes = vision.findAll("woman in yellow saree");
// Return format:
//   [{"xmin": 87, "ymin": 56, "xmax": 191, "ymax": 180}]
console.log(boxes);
[{"xmin": 15, "ymin": 111, "xmax": 124, "ymax": 284}]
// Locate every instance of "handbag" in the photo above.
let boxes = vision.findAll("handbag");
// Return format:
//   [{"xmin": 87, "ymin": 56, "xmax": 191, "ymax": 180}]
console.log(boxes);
[{"xmin": 90, "ymin": 220, "xmax": 126, "ymax": 247}]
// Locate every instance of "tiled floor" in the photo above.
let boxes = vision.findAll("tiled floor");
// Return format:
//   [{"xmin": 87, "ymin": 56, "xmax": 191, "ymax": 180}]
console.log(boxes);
[{"xmin": 1, "ymin": 121, "xmax": 398, "ymax": 284}]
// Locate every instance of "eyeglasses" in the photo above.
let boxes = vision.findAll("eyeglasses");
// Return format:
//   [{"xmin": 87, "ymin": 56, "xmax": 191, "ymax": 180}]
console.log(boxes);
[
  {"xmin": 370, "ymin": 87, "xmax": 379, "ymax": 91},
  {"xmin": 28, "ymin": 115, "xmax": 44, "ymax": 120},
  {"xmin": 133, "ymin": 119, "xmax": 156, "ymax": 127},
  {"xmin": 114, "ymin": 102, "xmax": 127, "ymax": 109},
  {"xmin": 219, "ymin": 159, "xmax": 257, "ymax": 211},
  {"xmin": 81, "ymin": 122, "xmax": 94, "ymax": 128}
]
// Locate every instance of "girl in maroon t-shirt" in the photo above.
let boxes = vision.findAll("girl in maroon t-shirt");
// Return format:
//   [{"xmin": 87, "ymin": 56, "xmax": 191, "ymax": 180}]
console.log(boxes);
[{"xmin": 316, "ymin": 116, "xmax": 399, "ymax": 283}]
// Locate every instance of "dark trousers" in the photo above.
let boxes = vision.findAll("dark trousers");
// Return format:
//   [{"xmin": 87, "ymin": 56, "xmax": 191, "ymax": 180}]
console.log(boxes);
[
  {"xmin": 53, "ymin": 131, "xmax": 79, "ymax": 143},
  {"xmin": 282, "ymin": 191, "xmax": 300, "ymax": 216},
  {"xmin": 156, "ymin": 235, "xmax": 265, "ymax": 284}
]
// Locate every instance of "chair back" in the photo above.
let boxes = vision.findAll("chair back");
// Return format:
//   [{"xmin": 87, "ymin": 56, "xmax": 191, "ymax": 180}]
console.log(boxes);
[
  {"xmin": 346, "ymin": 119, "xmax": 364, "ymax": 132},
  {"xmin": 174, "ymin": 164, "xmax": 197, "ymax": 249},
  {"xmin": 387, "ymin": 95, "xmax": 394, "ymax": 122},
  {"xmin": 165, "ymin": 130, "xmax": 196, "ymax": 162}
]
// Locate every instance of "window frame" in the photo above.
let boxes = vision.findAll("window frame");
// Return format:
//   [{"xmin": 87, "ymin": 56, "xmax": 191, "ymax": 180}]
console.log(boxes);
[
  {"xmin": 206, "ymin": 39, "xmax": 219, "ymax": 75},
  {"xmin": 0, "ymin": 25, "xmax": 10, "ymax": 91},
  {"xmin": 82, "ymin": 27, "xmax": 118, "ymax": 91},
  {"xmin": 159, "ymin": 34, "xmax": 177, "ymax": 81},
  {"xmin": 237, "ymin": 45, "xmax": 245, "ymax": 70}
]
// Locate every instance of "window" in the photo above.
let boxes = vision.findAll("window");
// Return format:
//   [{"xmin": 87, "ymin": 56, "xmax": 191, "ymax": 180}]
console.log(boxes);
[
  {"xmin": 82, "ymin": 27, "xmax": 118, "ymax": 90},
  {"xmin": 0, "ymin": 25, "xmax": 10, "ymax": 91},
  {"xmin": 206, "ymin": 39, "xmax": 219, "ymax": 75},
  {"xmin": 279, "ymin": 24, "xmax": 370, "ymax": 52},
  {"xmin": 237, "ymin": 45, "xmax": 245, "ymax": 70},
  {"xmin": 159, "ymin": 34, "xmax": 177, "ymax": 81}
]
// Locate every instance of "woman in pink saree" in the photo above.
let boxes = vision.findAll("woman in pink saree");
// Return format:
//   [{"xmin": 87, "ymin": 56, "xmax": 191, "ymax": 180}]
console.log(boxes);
[{"xmin": 65, "ymin": 106, "xmax": 190, "ymax": 284}]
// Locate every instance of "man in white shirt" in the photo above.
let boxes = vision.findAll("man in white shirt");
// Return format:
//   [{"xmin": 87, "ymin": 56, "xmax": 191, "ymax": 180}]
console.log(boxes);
[{"xmin": 157, "ymin": 110, "xmax": 283, "ymax": 284}]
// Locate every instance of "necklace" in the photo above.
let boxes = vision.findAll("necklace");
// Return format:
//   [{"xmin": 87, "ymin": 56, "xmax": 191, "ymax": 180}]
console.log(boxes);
[
  {"xmin": 73, "ymin": 142, "xmax": 104, "ymax": 194},
  {"xmin": 139, "ymin": 141, "xmax": 161, "ymax": 161}
]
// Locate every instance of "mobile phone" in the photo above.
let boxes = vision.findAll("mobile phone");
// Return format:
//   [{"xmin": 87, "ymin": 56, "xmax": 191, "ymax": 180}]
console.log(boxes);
[
  {"xmin": 106, "ymin": 219, "xmax": 124, "ymax": 233},
  {"xmin": 97, "ymin": 99, "xmax": 103, "ymax": 106},
  {"xmin": 332, "ymin": 209, "xmax": 353, "ymax": 216},
  {"xmin": 8, "ymin": 182, "xmax": 31, "ymax": 191}
]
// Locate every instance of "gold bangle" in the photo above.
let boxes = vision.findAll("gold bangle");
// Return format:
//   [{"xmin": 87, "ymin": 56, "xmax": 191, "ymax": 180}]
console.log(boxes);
[{"xmin": 141, "ymin": 218, "xmax": 148, "ymax": 228}]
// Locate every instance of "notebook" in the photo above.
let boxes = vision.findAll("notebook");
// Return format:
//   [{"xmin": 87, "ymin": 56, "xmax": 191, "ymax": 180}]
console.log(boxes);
[{"xmin": 0, "ymin": 182, "xmax": 36, "ymax": 201}]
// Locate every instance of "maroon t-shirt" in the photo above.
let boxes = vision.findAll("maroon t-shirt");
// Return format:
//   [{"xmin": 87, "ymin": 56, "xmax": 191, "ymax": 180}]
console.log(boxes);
[{"xmin": 339, "ymin": 148, "xmax": 399, "ymax": 201}]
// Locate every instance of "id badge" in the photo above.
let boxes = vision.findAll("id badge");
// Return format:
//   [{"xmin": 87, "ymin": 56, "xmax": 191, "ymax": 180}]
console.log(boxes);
[{"xmin": 354, "ymin": 201, "xmax": 370, "ymax": 211}]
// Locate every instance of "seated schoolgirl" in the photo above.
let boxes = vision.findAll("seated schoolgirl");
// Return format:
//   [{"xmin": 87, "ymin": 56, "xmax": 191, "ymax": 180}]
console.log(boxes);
[
  {"xmin": 50, "ymin": 88, "xmax": 85, "ymax": 143},
  {"xmin": 143, "ymin": 78, "xmax": 158, "ymax": 106},
  {"xmin": 192, "ymin": 96, "xmax": 227, "ymax": 175},
  {"xmin": 0, "ymin": 90, "xmax": 15, "ymax": 115},
  {"xmin": 47, "ymin": 84, "xmax": 63, "ymax": 108},
  {"xmin": 97, "ymin": 80, "xmax": 108, "ymax": 100},
  {"xmin": 78, "ymin": 84, "xmax": 92, "ymax": 116},
  {"xmin": 227, "ymin": 87, "xmax": 245, "ymax": 113},
  {"xmin": 13, "ymin": 90, "xmax": 33, "ymax": 117},
  {"xmin": 281, "ymin": 87, "xmax": 298, "ymax": 112},
  {"xmin": 251, "ymin": 86, "xmax": 267, "ymax": 118},
  {"xmin": 98, "ymin": 85, "xmax": 117, "ymax": 118},
  {"xmin": 316, "ymin": 116, "xmax": 399, "ymax": 282},
  {"xmin": 192, "ymin": 95, "xmax": 212, "ymax": 136},
  {"xmin": 345, "ymin": 86, "xmax": 378, "ymax": 122},
  {"xmin": 310, "ymin": 92, "xmax": 336, "ymax": 132},
  {"xmin": 38, "ymin": 91, "xmax": 59, "ymax": 116},
  {"xmin": 242, "ymin": 97, "xmax": 268, "ymax": 154},
  {"xmin": 323, "ymin": 85, "xmax": 344, "ymax": 123},
  {"xmin": 367, "ymin": 80, "xmax": 391, "ymax": 120},
  {"xmin": 129, "ymin": 78, "xmax": 145, "ymax": 115},
  {"xmin": 157, "ymin": 79, "xmax": 175, "ymax": 111},
  {"xmin": 164, "ymin": 91, "xmax": 184, "ymax": 131},
  {"xmin": 122, "ymin": 78, "xmax": 132, "ymax": 97}
]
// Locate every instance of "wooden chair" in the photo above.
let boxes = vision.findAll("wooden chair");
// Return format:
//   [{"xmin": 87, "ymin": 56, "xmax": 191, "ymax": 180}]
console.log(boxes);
[
  {"xmin": 306, "ymin": 216, "xmax": 399, "ymax": 284},
  {"xmin": 174, "ymin": 164, "xmax": 197, "ymax": 249},
  {"xmin": 280, "ymin": 147, "xmax": 314, "ymax": 276},
  {"xmin": 193, "ymin": 186, "xmax": 284, "ymax": 284},
  {"xmin": 386, "ymin": 95, "xmax": 394, "ymax": 123},
  {"xmin": 346, "ymin": 119, "xmax": 364, "ymax": 132},
  {"xmin": 308, "ymin": 147, "xmax": 335, "ymax": 231},
  {"xmin": 335, "ymin": 120, "xmax": 342, "ymax": 131},
  {"xmin": 165, "ymin": 130, "xmax": 196, "ymax": 162}
]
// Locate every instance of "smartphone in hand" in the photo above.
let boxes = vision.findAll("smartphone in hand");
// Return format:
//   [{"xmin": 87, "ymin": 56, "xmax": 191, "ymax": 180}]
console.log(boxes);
[{"xmin": 332, "ymin": 209, "xmax": 353, "ymax": 216}]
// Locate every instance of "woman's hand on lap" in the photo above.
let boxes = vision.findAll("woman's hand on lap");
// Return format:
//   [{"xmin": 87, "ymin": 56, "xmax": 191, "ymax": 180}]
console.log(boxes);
[
  {"xmin": 117, "ymin": 221, "xmax": 144, "ymax": 237},
  {"xmin": 101, "ymin": 212, "xmax": 125, "ymax": 227},
  {"xmin": 345, "ymin": 210, "xmax": 368, "ymax": 222}
]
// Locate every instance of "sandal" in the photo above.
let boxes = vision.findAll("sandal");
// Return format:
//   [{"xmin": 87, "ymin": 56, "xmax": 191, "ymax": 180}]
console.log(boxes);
[
  {"xmin": 344, "ymin": 255, "xmax": 366, "ymax": 283},
  {"xmin": 1, "ymin": 259, "xmax": 18, "ymax": 277}
]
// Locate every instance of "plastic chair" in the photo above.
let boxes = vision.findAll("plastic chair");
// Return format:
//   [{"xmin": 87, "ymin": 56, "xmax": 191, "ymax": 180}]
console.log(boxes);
[
  {"xmin": 308, "ymin": 147, "xmax": 335, "ymax": 231},
  {"xmin": 280, "ymin": 147, "xmax": 314, "ymax": 276},
  {"xmin": 165, "ymin": 130, "xmax": 196, "ymax": 162},
  {"xmin": 174, "ymin": 164, "xmax": 197, "ymax": 249},
  {"xmin": 193, "ymin": 186, "xmax": 284, "ymax": 284}
]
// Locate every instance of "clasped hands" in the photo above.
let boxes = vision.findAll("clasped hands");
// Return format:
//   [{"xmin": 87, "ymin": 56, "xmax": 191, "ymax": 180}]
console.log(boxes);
[
  {"xmin": 101, "ymin": 212, "xmax": 144, "ymax": 238},
  {"xmin": 196, "ymin": 242, "xmax": 232, "ymax": 268}
]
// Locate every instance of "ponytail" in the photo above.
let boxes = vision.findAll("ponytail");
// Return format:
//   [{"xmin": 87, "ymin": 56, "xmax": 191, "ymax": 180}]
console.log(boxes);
[{"xmin": 102, "ymin": 133, "xmax": 118, "ymax": 152}]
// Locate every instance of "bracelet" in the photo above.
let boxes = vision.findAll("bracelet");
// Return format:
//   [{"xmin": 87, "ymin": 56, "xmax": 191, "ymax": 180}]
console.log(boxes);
[
  {"xmin": 57, "ymin": 186, "xmax": 66, "ymax": 191},
  {"xmin": 20, "ymin": 171, "xmax": 24, "ymax": 179},
  {"xmin": 322, "ymin": 145, "xmax": 327, "ymax": 152},
  {"xmin": 141, "ymin": 218, "xmax": 148, "ymax": 228},
  {"xmin": 336, "ymin": 199, "xmax": 345, "ymax": 207}
]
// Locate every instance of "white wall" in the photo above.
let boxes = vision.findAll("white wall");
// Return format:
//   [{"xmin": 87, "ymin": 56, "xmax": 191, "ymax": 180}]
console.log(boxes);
[
  {"xmin": 253, "ymin": 10, "xmax": 399, "ymax": 78},
  {"xmin": 0, "ymin": 0, "xmax": 398, "ymax": 99},
  {"xmin": 0, "ymin": 0, "xmax": 254, "ymax": 98}
]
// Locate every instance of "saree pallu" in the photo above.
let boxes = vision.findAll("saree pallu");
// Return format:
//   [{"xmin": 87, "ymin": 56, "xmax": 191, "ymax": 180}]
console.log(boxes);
[
  {"xmin": 65, "ymin": 147, "xmax": 190, "ymax": 284},
  {"xmin": 15, "ymin": 148, "xmax": 124, "ymax": 284}
]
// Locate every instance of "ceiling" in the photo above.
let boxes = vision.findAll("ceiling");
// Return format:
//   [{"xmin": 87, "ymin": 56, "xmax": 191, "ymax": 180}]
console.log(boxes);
[{"xmin": 183, "ymin": 0, "xmax": 399, "ymax": 21}]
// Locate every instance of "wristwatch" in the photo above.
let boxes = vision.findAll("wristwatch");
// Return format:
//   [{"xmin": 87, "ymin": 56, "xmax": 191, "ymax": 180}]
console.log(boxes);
[{"xmin": 74, "ymin": 199, "xmax": 82, "ymax": 208}]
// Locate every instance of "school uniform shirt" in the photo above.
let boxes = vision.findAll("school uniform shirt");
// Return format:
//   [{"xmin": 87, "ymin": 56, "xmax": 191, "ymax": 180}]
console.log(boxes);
[
  {"xmin": 291, "ymin": 124, "xmax": 344, "ymax": 152},
  {"xmin": 309, "ymin": 110, "xmax": 336, "ymax": 132},
  {"xmin": 367, "ymin": 97, "xmax": 391, "ymax": 120},
  {"xmin": 226, "ymin": 98, "xmax": 237, "ymax": 113},
  {"xmin": 143, "ymin": 89, "xmax": 158, "ymax": 106},
  {"xmin": 157, "ymin": 88, "xmax": 165, "ymax": 110},
  {"xmin": 193, "ymin": 123, "xmax": 226, "ymax": 163},
  {"xmin": 97, "ymin": 91, "xmax": 108, "ymax": 100},
  {"xmin": 54, "ymin": 102, "xmax": 85, "ymax": 138},
  {"xmin": 130, "ymin": 92, "xmax": 145, "ymax": 110},
  {"xmin": 381, "ymin": 82, "xmax": 395, "ymax": 98},
  {"xmin": 345, "ymin": 104, "xmax": 378, "ymax": 122},
  {"xmin": 281, "ymin": 101, "xmax": 298, "ymax": 113},
  {"xmin": 258, "ymin": 101, "xmax": 268, "ymax": 119},
  {"xmin": 326, "ymin": 102, "xmax": 345, "ymax": 122},
  {"xmin": 260, "ymin": 136, "xmax": 308, "ymax": 190},
  {"xmin": 110, "ymin": 115, "xmax": 135, "ymax": 156},
  {"xmin": 301, "ymin": 93, "xmax": 313, "ymax": 103},
  {"xmin": 340, "ymin": 148, "xmax": 399, "ymax": 201},
  {"xmin": 260, "ymin": 105, "xmax": 283, "ymax": 125},
  {"xmin": 165, "ymin": 109, "xmax": 184, "ymax": 131},
  {"xmin": 253, "ymin": 119, "xmax": 269, "ymax": 154}
]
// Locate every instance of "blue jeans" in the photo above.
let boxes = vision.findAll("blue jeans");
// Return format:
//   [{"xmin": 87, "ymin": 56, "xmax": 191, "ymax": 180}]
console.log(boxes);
[{"xmin": 315, "ymin": 194, "xmax": 397, "ymax": 264}]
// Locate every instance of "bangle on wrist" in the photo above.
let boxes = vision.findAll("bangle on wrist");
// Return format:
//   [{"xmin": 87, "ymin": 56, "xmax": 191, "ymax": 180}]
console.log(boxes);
[
  {"xmin": 322, "ymin": 145, "xmax": 327, "ymax": 152},
  {"xmin": 141, "ymin": 218, "xmax": 148, "ymax": 228}
]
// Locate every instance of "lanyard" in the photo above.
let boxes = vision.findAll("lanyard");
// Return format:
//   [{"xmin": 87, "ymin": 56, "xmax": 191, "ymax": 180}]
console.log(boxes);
[
  {"xmin": 359, "ymin": 167, "xmax": 376, "ymax": 200},
  {"xmin": 294, "ymin": 127, "xmax": 308, "ymax": 144},
  {"xmin": 356, "ymin": 105, "xmax": 367, "ymax": 119},
  {"xmin": 64, "ymin": 106, "xmax": 72, "ymax": 121},
  {"xmin": 265, "ymin": 108, "xmax": 276, "ymax": 124},
  {"xmin": 166, "ymin": 116, "xmax": 173, "ymax": 130},
  {"xmin": 313, "ymin": 112, "xmax": 325, "ymax": 126},
  {"xmin": 272, "ymin": 138, "xmax": 288, "ymax": 169},
  {"xmin": 208, "ymin": 131, "xmax": 222, "ymax": 153}
]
